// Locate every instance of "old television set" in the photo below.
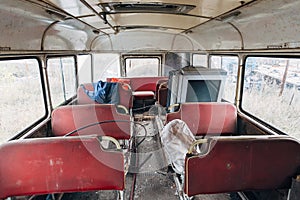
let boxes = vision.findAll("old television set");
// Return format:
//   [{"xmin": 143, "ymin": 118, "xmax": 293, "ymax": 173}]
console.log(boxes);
[{"xmin": 167, "ymin": 66, "xmax": 227, "ymax": 107}]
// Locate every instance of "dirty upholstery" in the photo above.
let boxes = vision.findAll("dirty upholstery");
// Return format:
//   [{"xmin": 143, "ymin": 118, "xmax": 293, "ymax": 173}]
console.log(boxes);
[
  {"xmin": 184, "ymin": 136, "xmax": 300, "ymax": 196},
  {"xmin": 0, "ymin": 136, "xmax": 124, "ymax": 199},
  {"xmin": 51, "ymin": 104, "xmax": 131, "ymax": 139},
  {"xmin": 166, "ymin": 102, "xmax": 237, "ymax": 136}
]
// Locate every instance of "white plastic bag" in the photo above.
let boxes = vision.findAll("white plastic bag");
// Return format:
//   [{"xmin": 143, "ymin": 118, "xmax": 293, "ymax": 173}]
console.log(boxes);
[{"xmin": 161, "ymin": 119, "xmax": 196, "ymax": 174}]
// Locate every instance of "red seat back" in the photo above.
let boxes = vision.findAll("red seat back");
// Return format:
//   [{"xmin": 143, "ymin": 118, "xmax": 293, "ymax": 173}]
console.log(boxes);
[
  {"xmin": 184, "ymin": 136, "xmax": 300, "ymax": 196},
  {"xmin": 77, "ymin": 83, "xmax": 133, "ymax": 108},
  {"xmin": 126, "ymin": 77, "xmax": 168, "ymax": 92},
  {"xmin": 51, "ymin": 104, "xmax": 131, "ymax": 139},
  {"xmin": 0, "ymin": 136, "xmax": 124, "ymax": 199},
  {"xmin": 77, "ymin": 83, "xmax": 95, "ymax": 104},
  {"xmin": 156, "ymin": 80, "xmax": 168, "ymax": 107},
  {"xmin": 166, "ymin": 102, "xmax": 237, "ymax": 136}
]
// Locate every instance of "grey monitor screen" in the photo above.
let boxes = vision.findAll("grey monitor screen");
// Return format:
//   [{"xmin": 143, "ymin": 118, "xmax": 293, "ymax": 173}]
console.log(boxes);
[{"xmin": 186, "ymin": 80, "xmax": 221, "ymax": 102}]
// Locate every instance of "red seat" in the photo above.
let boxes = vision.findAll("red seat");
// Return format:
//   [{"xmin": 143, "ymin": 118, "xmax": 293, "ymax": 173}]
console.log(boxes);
[
  {"xmin": 156, "ymin": 79, "xmax": 168, "ymax": 107},
  {"xmin": 111, "ymin": 77, "xmax": 168, "ymax": 100},
  {"xmin": 77, "ymin": 83, "xmax": 96, "ymax": 104},
  {"xmin": 127, "ymin": 77, "xmax": 168, "ymax": 92},
  {"xmin": 0, "ymin": 136, "xmax": 124, "ymax": 199},
  {"xmin": 166, "ymin": 102, "xmax": 237, "ymax": 136},
  {"xmin": 184, "ymin": 136, "xmax": 300, "ymax": 196},
  {"xmin": 51, "ymin": 104, "xmax": 131, "ymax": 139}
]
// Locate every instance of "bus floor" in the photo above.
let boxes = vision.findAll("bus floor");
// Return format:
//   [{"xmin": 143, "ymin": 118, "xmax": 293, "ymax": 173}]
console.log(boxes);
[{"xmin": 59, "ymin": 111, "xmax": 232, "ymax": 200}]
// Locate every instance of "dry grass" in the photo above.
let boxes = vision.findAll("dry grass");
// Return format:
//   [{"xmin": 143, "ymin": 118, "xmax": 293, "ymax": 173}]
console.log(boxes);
[
  {"xmin": 0, "ymin": 62, "xmax": 45, "ymax": 143},
  {"xmin": 0, "ymin": 58, "xmax": 76, "ymax": 144},
  {"xmin": 243, "ymin": 83, "xmax": 300, "ymax": 139}
]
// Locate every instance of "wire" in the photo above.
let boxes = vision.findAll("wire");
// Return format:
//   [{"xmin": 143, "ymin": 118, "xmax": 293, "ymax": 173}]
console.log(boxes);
[
  {"xmin": 63, "ymin": 120, "xmax": 148, "ymax": 149},
  {"xmin": 63, "ymin": 120, "xmax": 125, "ymax": 137}
]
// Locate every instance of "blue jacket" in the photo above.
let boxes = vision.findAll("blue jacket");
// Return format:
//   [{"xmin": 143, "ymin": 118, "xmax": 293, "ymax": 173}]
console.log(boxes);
[{"xmin": 81, "ymin": 81, "xmax": 119, "ymax": 104}]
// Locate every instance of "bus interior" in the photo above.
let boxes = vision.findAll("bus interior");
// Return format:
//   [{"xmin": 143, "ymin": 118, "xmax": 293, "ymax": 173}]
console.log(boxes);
[{"xmin": 0, "ymin": 0, "xmax": 300, "ymax": 200}]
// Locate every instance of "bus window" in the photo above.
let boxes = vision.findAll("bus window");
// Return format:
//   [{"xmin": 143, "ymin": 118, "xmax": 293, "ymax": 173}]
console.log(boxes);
[
  {"xmin": 93, "ymin": 53, "xmax": 120, "ymax": 81},
  {"xmin": 0, "ymin": 58, "xmax": 46, "ymax": 143},
  {"xmin": 210, "ymin": 55, "xmax": 239, "ymax": 103},
  {"xmin": 47, "ymin": 56, "xmax": 76, "ymax": 108},
  {"xmin": 242, "ymin": 56, "xmax": 300, "ymax": 139},
  {"xmin": 193, "ymin": 54, "xmax": 207, "ymax": 67},
  {"xmin": 78, "ymin": 54, "xmax": 92, "ymax": 84},
  {"xmin": 124, "ymin": 57, "xmax": 161, "ymax": 77}
]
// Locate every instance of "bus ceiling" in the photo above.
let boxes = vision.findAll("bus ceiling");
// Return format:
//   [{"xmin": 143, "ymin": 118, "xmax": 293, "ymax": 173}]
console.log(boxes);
[{"xmin": 0, "ymin": 0, "xmax": 300, "ymax": 51}]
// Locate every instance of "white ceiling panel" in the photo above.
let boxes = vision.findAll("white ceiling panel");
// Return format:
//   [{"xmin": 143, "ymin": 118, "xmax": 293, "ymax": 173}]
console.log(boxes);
[{"xmin": 46, "ymin": 0, "xmax": 254, "ymax": 33}]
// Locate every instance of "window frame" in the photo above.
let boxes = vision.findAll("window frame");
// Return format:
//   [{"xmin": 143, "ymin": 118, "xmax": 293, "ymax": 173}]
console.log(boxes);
[
  {"xmin": 0, "ymin": 56, "xmax": 48, "ymax": 140},
  {"xmin": 122, "ymin": 54, "xmax": 162, "ymax": 77},
  {"xmin": 208, "ymin": 54, "xmax": 240, "ymax": 103},
  {"xmin": 46, "ymin": 55, "xmax": 78, "ymax": 108},
  {"xmin": 239, "ymin": 54, "xmax": 300, "ymax": 135}
]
